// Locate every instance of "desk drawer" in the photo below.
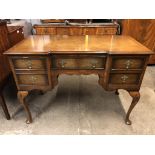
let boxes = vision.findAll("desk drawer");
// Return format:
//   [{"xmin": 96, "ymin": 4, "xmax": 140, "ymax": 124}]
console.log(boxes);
[
  {"xmin": 16, "ymin": 74, "xmax": 49, "ymax": 86},
  {"xmin": 56, "ymin": 28, "xmax": 69, "ymax": 35},
  {"xmin": 52, "ymin": 55, "xmax": 106, "ymax": 69},
  {"xmin": 35, "ymin": 27, "xmax": 56, "ymax": 35},
  {"xmin": 109, "ymin": 73, "xmax": 141, "ymax": 85},
  {"xmin": 111, "ymin": 56, "xmax": 146, "ymax": 70},
  {"xmin": 96, "ymin": 27, "xmax": 117, "ymax": 35},
  {"xmin": 12, "ymin": 57, "xmax": 47, "ymax": 70},
  {"xmin": 83, "ymin": 28, "xmax": 96, "ymax": 35}
]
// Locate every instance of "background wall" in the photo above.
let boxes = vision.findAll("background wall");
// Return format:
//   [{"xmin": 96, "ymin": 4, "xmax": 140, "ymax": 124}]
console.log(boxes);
[{"xmin": 25, "ymin": 19, "xmax": 41, "ymax": 25}]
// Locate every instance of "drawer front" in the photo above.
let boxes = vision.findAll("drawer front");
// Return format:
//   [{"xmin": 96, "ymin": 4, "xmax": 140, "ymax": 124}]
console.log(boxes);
[
  {"xmin": 35, "ymin": 28, "xmax": 45, "ymax": 34},
  {"xmin": 109, "ymin": 73, "xmax": 141, "ymax": 85},
  {"xmin": 56, "ymin": 28, "xmax": 69, "ymax": 35},
  {"xmin": 83, "ymin": 28, "xmax": 96, "ymax": 35},
  {"xmin": 111, "ymin": 57, "xmax": 146, "ymax": 70},
  {"xmin": 35, "ymin": 28, "xmax": 56, "ymax": 35},
  {"xmin": 69, "ymin": 28, "xmax": 83, "ymax": 35},
  {"xmin": 96, "ymin": 28, "xmax": 117, "ymax": 35},
  {"xmin": 52, "ymin": 56, "xmax": 106, "ymax": 69},
  {"xmin": 44, "ymin": 28, "xmax": 56, "ymax": 35},
  {"xmin": 104, "ymin": 28, "xmax": 117, "ymax": 34},
  {"xmin": 16, "ymin": 74, "xmax": 49, "ymax": 86},
  {"xmin": 12, "ymin": 57, "xmax": 47, "ymax": 70}
]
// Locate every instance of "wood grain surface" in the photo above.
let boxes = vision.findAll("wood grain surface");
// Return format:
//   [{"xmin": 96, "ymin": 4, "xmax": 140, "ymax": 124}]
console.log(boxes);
[
  {"xmin": 121, "ymin": 19, "xmax": 155, "ymax": 64},
  {"xmin": 5, "ymin": 35, "xmax": 152, "ymax": 55}
]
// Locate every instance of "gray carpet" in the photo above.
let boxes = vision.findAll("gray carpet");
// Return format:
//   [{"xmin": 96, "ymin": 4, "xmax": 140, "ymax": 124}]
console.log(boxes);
[{"xmin": 0, "ymin": 66, "xmax": 155, "ymax": 135}]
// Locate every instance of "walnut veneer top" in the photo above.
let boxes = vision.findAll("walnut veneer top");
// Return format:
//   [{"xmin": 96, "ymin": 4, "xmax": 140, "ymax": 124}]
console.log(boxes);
[{"xmin": 5, "ymin": 35, "xmax": 153, "ymax": 55}]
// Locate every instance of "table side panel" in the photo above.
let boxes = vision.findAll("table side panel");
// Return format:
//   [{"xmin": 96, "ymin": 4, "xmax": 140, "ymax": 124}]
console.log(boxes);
[
  {"xmin": 8, "ymin": 55, "xmax": 51, "ymax": 90},
  {"xmin": 106, "ymin": 54, "xmax": 149, "ymax": 90}
]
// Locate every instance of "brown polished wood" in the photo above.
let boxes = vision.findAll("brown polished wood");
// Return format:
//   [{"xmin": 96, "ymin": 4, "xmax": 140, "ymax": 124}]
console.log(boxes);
[
  {"xmin": 4, "ymin": 35, "xmax": 153, "ymax": 124},
  {"xmin": 8, "ymin": 26, "xmax": 24, "ymax": 46},
  {"xmin": 125, "ymin": 91, "xmax": 140, "ymax": 125},
  {"xmin": 17, "ymin": 91, "xmax": 32, "ymax": 123},
  {"xmin": 5, "ymin": 35, "xmax": 151, "ymax": 55},
  {"xmin": 121, "ymin": 19, "xmax": 155, "ymax": 64},
  {"xmin": 0, "ymin": 21, "xmax": 11, "ymax": 119}
]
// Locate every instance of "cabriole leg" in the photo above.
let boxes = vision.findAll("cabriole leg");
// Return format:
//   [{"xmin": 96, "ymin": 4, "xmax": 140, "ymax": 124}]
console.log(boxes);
[
  {"xmin": 125, "ymin": 91, "xmax": 140, "ymax": 125},
  {"xmin": 39, "ymin": 90, "xmax": 44, "ymax": 95},
  {"xmin": 17, "ymin": 91, "xmax": 32, "ymax": 124},
  {"xmin": 115, "ymin": 89, "xmax": 119, "ymax": 95}
]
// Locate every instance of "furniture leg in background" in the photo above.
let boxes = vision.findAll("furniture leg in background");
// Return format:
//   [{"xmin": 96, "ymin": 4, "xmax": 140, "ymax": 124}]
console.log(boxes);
[
  {"xmin": 0, "ymin": 91, "xmax": 10, "ymax": 120},
  {"xmin": 115, "ymin": 89, "xmax": 119, "ymax": 95}
]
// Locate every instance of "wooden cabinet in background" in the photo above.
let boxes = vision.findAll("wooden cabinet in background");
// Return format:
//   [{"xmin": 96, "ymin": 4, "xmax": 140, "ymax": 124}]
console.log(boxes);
[
  {"xmin": 40, "ymin": 19, "xmax": 65, "ymax": 23},
  {"xmin": 0, "ymin": 21, "xmax": 24, "ymax": 120},
  {"xmin": 56, "ymin": 27, "xmax": 70, "ymax": 35},
  {"xmin": 35, "ymin": 27, "xmax": 56, "ymax": 35},
  {"xmin": 69, "ymin": 27, "xmax": 83, "ymax": 35},
  {"xmin": 34, "ymin": 24, "xmax": 119, "ymax": 35},
  {"xmin": 0, "ymin": 21, "xmax": 11, "ymax": 120},
  {"xmin": 121, "ymin": 19, "xmax": 155, "ymax": 64},
  {"xmin": 8, "ymin": 26, "xmax": 24, "ymax": 46}
]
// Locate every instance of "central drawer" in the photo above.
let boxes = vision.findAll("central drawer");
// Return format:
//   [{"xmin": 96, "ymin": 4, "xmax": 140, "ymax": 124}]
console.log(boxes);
[
  {"xmin": 83, "ymin": 28, "xmax": 97, "ymax": 35},
  {"xmin": 51, "ymin": 55, "xmax": 106, "ymax": 70},
  {"xmin": 96, "ymin": 27, "xmax": 117, "ymax": 35},
  {"xmin": 56, "ymin": 28, "xmax": 70, "ymax": 35}
]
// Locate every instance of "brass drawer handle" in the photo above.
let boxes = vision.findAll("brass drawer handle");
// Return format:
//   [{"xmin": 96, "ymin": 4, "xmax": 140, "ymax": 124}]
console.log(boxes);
[
  {"xmin": 60, "ymin": 60, "xmax": 66, "ymax": 68},
  {"xmin": 125, "ymin": 60, "xmax": 133, "ymax": 69},
  {"xmin": 31, "ymin": 76, "xmax": 37, "ymax": 84},
  {"xmin": 91, "ymin": 60, "xmax": 97, "ymax": 69},
  {"xmin": 104, "ymin": 29, "xmax": 108, "ymax": 33},
  {"xmin": 24, "ymin": 60, "xmax": 32, "ymax": 69},
  {"xmin": 92, "ymin": 65, "xmax": 96, "ymax": 69},
  {"xmin": 63, "ymin": 30, "xmax": 68, "ymax": 33},
  {"xmin": 44, "ymin": 29, "xmax": 48, "ymax": 34},
  {"xmin": 121, "ymin": 75, "xmax": 128, "ymax": 83}
]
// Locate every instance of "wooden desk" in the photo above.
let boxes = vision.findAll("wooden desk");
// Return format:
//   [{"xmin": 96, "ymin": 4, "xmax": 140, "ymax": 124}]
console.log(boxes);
[{"xmin": 4, "ymin": 35, "xmax": 153, "ymax": 124}]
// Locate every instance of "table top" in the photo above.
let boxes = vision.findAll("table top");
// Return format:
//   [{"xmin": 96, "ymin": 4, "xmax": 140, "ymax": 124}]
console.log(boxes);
[{"xmin": 5, "ymin": 35, "xmax": 153, "ymax": 55}]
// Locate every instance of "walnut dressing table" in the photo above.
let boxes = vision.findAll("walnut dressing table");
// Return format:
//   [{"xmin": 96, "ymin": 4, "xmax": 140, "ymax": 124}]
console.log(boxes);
[{"xmin": 4, "ymin": 35, "xmax": 153, "ymax": 124}]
